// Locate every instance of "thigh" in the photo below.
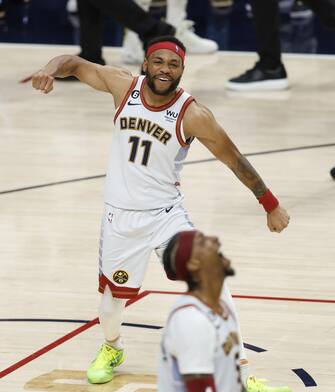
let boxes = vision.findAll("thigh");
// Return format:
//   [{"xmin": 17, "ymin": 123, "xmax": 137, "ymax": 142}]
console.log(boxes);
[
  {"xmin": 99, "ymin": 205, "xmax": 152, "ymax": 299},
  {"xmin": 153, "ymin": 203, "xmax": 195, "ymax": 260}
]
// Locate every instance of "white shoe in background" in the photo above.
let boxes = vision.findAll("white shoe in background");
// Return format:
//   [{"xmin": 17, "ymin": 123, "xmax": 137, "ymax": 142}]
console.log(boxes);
[
  {"xmin": 66, "ymin": 0, "xmax": 77, "ymax": 14},
  {"xmin": 121, "ymin": 30, "xmax": 144, "ymax": 64},
  {"xmin": 121, "ymin": 0, "xmax": 150, "ymax": 64},
  {"xmin": 176, "ymin": 20, "xmax": 218, "ymax": 54}
]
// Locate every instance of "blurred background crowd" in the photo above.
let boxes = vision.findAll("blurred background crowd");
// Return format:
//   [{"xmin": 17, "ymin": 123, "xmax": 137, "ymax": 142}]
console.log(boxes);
[{"xmin": 0, "ymin": 0, "xmax": 334, "ymax": 54}]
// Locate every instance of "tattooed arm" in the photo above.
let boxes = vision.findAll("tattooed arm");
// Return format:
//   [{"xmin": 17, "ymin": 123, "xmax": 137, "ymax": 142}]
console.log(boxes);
[{"xmin": 183, "ymin": 102, "xmax": 290, "ymax": 232}]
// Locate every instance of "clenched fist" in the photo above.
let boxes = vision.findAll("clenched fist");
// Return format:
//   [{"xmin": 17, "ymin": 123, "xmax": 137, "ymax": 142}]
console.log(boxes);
[
  {"xmin": 267, "ymin": 205, "xmax": 290, "ymax": 233},
  {"xmin": 32, "ymin": 70, "xmax": 54, "ymax": 94}
]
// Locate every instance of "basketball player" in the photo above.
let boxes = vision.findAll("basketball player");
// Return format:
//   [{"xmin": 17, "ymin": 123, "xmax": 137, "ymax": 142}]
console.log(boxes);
[
  {"xmin": 159, "ymin": 230, "xmax": 290, "ymax": 392},
  {"xmin": 31, "ymin": 36, "xmax": 290, "ymax": 391}
]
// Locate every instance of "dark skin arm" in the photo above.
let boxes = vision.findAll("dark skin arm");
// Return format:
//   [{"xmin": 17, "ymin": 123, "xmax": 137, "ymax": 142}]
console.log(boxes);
[{"xmin": 31, "ymin": 55, "xmax": 133, "ymax": 108}]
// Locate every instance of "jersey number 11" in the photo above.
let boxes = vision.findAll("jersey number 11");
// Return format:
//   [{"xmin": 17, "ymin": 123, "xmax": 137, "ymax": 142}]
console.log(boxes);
[{"xmin": 128, "ymin": 136, "xmax": 152, "ymax": 166}]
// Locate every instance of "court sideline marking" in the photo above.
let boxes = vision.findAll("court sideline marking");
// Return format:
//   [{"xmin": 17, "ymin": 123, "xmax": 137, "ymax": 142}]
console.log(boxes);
[
  {"xmin": 0, "ymin": 290, "xmax": 331, "ymax": 382},
  {"xmin": 1, "ymin": 142, "xmax": 334, "ymax": 195}
]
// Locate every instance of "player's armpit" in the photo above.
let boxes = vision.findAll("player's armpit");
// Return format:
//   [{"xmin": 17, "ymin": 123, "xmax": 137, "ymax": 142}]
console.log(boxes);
[{"xmin": 184, "ymin": 374, "xmax": 216, "ymax": 392}]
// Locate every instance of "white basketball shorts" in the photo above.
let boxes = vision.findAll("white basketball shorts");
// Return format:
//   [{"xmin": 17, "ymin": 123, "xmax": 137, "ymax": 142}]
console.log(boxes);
[{"xmin": 98, "ymin": 202, "xmax": 194, "ymax": 299}]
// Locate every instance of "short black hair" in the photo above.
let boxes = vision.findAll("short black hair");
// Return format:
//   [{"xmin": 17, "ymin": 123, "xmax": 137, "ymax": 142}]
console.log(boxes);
[
  {"xmin": 163, "ymin": 233, "xmax": 198, "ymax": 291},
  {"xmin": 145, "ymin": 35, "xmax": 186, "ymax": 54},
  {"xmin": 162, "ymin": 233, "xmax": 179, "ymax": 280}
]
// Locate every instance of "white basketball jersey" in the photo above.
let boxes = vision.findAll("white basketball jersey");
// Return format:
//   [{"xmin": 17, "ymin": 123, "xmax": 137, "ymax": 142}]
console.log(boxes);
[
  {"xmin": 158, "ymin": 295, "xmax": 244, "ymax": 392},
  {"xmin": 104, "ymin": 75, "xmax": 194, "ymax": 210}
]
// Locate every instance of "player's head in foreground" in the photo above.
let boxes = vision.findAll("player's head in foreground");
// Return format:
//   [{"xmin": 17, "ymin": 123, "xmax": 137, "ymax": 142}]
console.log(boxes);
[
  {"xmin": 163, "ymin": 230, "xmax": 235, "ymax": 291},
  {"xmin": 143, "ymin": 35, "xmax": 186, "ymax": 96}
]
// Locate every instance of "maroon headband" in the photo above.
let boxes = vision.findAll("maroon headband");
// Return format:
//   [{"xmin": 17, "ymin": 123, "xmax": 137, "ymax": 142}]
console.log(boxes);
[
  {"xmin": 173, "ymin": 231, "xmax": 197, "ymax": 280},
  {"xmin": 146, "ymin": 41, "xmax": 185, "ymax": 64}
]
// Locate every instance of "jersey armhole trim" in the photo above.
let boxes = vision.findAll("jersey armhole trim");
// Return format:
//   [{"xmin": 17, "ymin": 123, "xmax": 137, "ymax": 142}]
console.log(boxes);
[
  {"xmin": 176, "ymin": 96, "xmax": 195, "ymax": 147},
  {"xmin": 113, "ymin": 76, "xmax": 139, "ymax": 123}
]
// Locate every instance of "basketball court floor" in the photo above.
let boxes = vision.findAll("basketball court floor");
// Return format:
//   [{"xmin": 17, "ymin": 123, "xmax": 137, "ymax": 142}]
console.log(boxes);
[{"xmin": 0, "ymin": 44, "xmax": 334, "ymax": 391}]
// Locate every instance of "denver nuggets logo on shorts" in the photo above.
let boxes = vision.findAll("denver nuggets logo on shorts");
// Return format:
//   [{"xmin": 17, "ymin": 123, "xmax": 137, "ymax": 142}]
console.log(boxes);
[{"xmin": 113, "ymin": 270, "xmax": 129, "ymax": 284}]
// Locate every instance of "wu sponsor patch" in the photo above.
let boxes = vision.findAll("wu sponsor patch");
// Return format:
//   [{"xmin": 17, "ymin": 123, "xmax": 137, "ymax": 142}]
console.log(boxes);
[{"xmin": 164, "ymin": 109, "xmax": 179, "ymax": 122}]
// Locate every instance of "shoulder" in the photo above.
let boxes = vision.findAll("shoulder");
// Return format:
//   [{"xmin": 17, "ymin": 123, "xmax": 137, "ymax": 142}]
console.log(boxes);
[
  {"xmin": 97, "ymin": 65, "xmax": 134, "ymax": 90},
  {"xmin": 167, "ymin": 302, "xmax": 217, "ymax": 374},
  {"xmin": 97, "ymin": 66, "xmax": 136, "ymax": 106},
  {"xmin": 184, "ymin": 101, "xmax": 214, "ymax": 122},
  {"xmin": 169, "ymin": 303, "xmax": 215, "ymax": 336},
  {"xmin": 183, "ymin": 101, "xmax": 216, "ymax": 137}
]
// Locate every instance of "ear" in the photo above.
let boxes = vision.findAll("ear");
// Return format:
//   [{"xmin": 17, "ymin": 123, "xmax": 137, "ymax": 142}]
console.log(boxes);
[
  {"xmin": 142, "ymin": 58, "xmax": 148, "ymax": 72},
  {"xmin": 187, "ymin": 257, "xmax": 201, "ymax": 273}
]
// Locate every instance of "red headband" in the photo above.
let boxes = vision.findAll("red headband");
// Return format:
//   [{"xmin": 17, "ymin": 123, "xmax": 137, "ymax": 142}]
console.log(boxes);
[
  {"xmin": 146, "ymin": 41, "xmax": 185, "ymax": 64},
  {"xmin": 173, "ymin": 231, "xmax": 197, "ymax": 281}
]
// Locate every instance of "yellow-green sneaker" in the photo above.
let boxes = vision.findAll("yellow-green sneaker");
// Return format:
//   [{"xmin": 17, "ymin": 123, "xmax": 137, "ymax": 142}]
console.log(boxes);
[
  {"xmin": 246, "ymin": 376, "xmax": 292, "ymax": 392},
  {"xmin": 87, "ymin": 343, "xmax": 125, "ymax": 384}
]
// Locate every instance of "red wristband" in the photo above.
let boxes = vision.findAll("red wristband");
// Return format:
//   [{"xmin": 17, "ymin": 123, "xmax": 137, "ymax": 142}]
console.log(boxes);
[{"xmin": 257, "ymin": 189, "xmax": 279, "ymax": 213}]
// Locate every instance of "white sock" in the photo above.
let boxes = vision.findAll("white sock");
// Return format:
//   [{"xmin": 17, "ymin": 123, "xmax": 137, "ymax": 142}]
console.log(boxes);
[
  {"xmin": 240, "ymin": 360, "xmax": 250, "ymax": 386},
  {"xmin": 99, "ymin": 286, "xmax": 127, "ymax": 343},
  {"xmin": 106, "ymin": 336, "xmax": 124, "ymax": 350}
]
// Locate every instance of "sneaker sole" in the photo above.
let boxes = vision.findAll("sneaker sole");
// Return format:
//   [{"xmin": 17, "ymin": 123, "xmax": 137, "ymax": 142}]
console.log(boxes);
[
  {"xmin": 225, "ymin": 78, "xmax": 289, "ymax": 92},
  {"xmin": 187, "ymin": 47, "xmax": 218, "ymax": 54},
  {"xmin": 290, "ymin": 10, "xmax": 314, "ymax": 18}
]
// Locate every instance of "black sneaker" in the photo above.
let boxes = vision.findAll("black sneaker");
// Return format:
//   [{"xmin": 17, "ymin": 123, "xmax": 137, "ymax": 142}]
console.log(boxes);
[
  {"xmin": 330, "ymin": 167, "xmax": 335, "ymax": 179},
  {"xmin": 226, "ymin": 62, "xmax": 289, "ymax": 91},
  {"xmin": 56, "ymin": 54, "xmax": 106, "ymax": 81}
]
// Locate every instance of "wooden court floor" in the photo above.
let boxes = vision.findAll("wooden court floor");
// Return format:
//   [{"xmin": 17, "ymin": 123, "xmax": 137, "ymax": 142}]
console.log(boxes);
[{"xmin": 0, "ymin": 44, "xmax": 334, "ymax": 392}]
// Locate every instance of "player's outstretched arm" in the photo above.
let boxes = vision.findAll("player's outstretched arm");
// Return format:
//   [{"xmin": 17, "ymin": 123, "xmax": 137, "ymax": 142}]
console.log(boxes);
[
  {"xmin": 183, "ymin": 102, "xmax": 290, "ymax": 233},
  {"xmin": 31, "ymin": 55, "xmax": 133, "ymax": 103}
]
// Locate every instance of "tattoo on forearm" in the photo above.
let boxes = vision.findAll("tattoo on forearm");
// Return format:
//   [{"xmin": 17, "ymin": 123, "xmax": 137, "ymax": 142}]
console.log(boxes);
[{"xmin": 233, "ymin": 156, "xmax": 267, "ymax": 198}]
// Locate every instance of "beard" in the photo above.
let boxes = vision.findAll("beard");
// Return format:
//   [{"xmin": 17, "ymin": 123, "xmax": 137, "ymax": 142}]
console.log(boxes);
[
  {"xmin": 224, "ymin": 265, "xmax": 235, "ymax": 277},
  {"xmin": 145, "ymin": 70, "xmax": 182, "ymax": 96},
  {"xmin": 219, "ymin": 253, "xmax": 235, "ymax": 277}
]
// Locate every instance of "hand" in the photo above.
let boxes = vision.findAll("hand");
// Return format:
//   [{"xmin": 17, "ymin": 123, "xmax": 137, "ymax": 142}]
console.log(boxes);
[
  {"xmin": 31, "ymin": 70, "xmax": 54, "ymax": 94},
  {"xmin": 267, "ymin": 205, "xmax": 290, "ymax": 233}
]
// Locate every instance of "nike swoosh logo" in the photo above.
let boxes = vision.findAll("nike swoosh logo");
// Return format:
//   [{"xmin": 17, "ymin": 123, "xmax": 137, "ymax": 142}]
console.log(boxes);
[
  {"xmin": 165, "ymin": 206, "xmax": 173, "ymax": 213},
  {"xmin": 127, "ymin": 101, "xmax": 142, "ymax": 106}
]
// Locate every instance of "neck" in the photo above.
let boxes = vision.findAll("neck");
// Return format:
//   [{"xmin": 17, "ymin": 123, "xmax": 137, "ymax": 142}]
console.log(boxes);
[
  {"xmin": 143, "ymin": 81, "xmax": 177, "ymax": 107},
  {"xmin": 190, "ymin": 278, "xmax": 223, "ymax": 315}
]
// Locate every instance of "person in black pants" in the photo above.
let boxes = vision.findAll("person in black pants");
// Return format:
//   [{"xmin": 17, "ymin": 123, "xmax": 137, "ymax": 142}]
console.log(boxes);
[
  {"xmin": 226, "ymin": 0, "xmax": 335, "ymax": 91},
  {"xmin": 77, "ymin": 0, "xmax": 175, "ymax": 65}
]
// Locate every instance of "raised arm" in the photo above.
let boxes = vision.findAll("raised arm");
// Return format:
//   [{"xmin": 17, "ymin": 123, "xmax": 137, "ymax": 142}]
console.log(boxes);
[
  {"xmin": 31, "ymin": 55, "xmax": 133, "ymax": 106},
  {"xmin": 183, "ymin": 102, "xmax": 290, "ymax": 233}
]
